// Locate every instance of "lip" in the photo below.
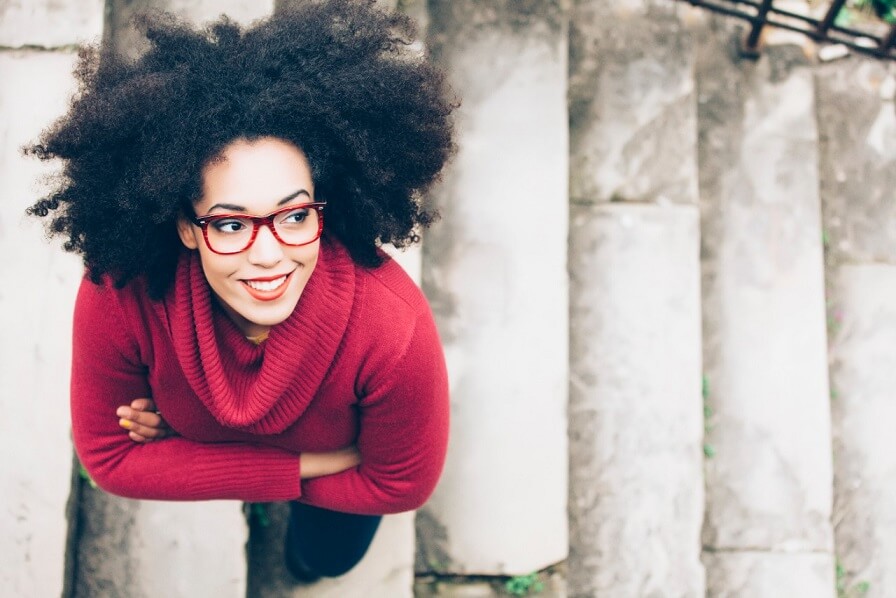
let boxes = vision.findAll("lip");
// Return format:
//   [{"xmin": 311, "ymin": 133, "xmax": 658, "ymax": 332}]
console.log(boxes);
[{"xmin": 241, "ymin": 270, "xmax": 294, "ymax": 302}]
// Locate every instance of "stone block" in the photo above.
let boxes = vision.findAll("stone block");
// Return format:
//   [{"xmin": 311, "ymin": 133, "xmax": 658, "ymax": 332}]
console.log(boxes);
[
  {"xmin": 247, "ymin": 503, "xmax": 415, "ymax": 598},
  {"xmin": 828, "ymin": 265, "xmax": 896, "ymax": 597},
  {"xmin": 815, "ymin": 58, "xmax": 896, "ymax": 265},
  {"xmin": 422, "ymin": 0, "xmax": 569, "ymax": 575},
  {"xmin": 697, "ymin": 31, "xmax": 834, "ymax": 554},
  {"xmin": 568, "ymin": 0, "xmax": 698, "ymax": 206},
  {"xmin": 0, "ymin": 0, "xmax": 104, "ymax": 47},
  {"xmin": 567, "ymin": 203, "xmax": 705, "ymax": 598},
  {"xmin": 0, "ymin": 49, "xmax": 83, "ymax": 598},
  {"xmin": 704, "ymin": 552, "xmax": 834, "ymax": 598},
  {"xmin": 73, "ymin": 489, "xmax": 248, "ymax": 597}
]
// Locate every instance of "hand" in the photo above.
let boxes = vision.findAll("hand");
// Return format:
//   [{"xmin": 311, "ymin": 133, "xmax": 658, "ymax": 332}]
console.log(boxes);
[
  {"xmin": 117, "ymin": 398, "xmax": 176, "ymax": 443},
  {"xmin": 300, "ymin": 446, "xmax": 361, "ymax": 479}
]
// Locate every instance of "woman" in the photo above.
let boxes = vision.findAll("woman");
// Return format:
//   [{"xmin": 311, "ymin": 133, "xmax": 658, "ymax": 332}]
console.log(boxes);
[{"xmin": 27, "ymin": 0, "xmax": 454, "ymax": 581}]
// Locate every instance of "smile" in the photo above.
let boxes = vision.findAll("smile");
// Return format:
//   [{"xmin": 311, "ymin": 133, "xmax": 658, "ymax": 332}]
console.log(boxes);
[{"xmin": 241, "ymin": 271, "xmax": 293, "ymax": 301}]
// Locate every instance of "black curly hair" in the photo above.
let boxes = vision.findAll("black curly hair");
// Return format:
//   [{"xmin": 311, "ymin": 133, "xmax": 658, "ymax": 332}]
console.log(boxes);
[{"xmin": 27, "ymin": 0, "xmax": 456, "ymax": 298}]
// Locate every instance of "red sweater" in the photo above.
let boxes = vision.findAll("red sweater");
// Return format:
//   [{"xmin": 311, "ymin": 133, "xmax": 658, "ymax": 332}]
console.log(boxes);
[{"xmin": 71, "ymin": 239, "xmax": 449, "ymax": 514}]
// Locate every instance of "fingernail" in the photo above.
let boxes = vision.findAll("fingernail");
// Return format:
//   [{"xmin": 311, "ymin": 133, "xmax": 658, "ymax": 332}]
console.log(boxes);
[
  {"xmin": 116, "ymin": 407, "xmax": 129, "ymax": 418},
  {"xmin": 119, "ymin": 418, "xmax": 132, "ymax": 429}
]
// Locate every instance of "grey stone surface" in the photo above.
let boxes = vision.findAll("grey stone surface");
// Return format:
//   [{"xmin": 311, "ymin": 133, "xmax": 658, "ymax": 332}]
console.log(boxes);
[
  {"xmin": 0, "ymin": 49, "xmax": 84, "ymax": 598},
  {"xmin": 697, "ymin": 10, "xmax": 833, "ymax": 566},
  {"xmin": 816, "ymin": 59, "xmax": 896, "ymax": 265},
  {"xmin": 703, "ymin": 552, "xmax": 835, "ymax": 598},
  {"xmin": 421, "ymin": 0, "xmax": 569, "ymax": 575},
  {"xmin": 567, "ymin": 203, "xmax": 705, "ymax": 598},
  {"xmin": 73, "ymin": 488, "xmax": 247, "ymax": 597},
  {"xmin": 828, "ymin": 266, "xmax": 896, "ymax": 597},
  {"xmin": 0, "ymin": 0, "xmax": 104, "ymax": 47},
  {"xmin": 568, "ymin": 0, "xmax": 698, "ymax": 206},
  {"xmin": 72, "ymin": 486, "xmax": 141, "ymax": 598},
  {"xmin": 817, "ymin": 54, "xmax": 896, "ymax": 598},
  {"xmin": 108, "ymin": 0, "xmax": 274, "ymax": 59}
]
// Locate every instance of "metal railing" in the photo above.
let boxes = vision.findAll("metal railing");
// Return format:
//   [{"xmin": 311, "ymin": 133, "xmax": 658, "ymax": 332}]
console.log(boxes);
[{"xmin": 674, "ymin": 0, "xmax": 896, "ymax": 60}]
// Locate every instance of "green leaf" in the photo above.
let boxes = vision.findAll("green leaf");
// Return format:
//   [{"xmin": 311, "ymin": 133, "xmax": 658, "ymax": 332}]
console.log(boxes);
[
  {"xmin": 703, "ymin": 444, "xmax": 716, "ymax": 458},
  {"xmin": 79, "ymin": 463, "xmax": 98, "ymax": 489}
]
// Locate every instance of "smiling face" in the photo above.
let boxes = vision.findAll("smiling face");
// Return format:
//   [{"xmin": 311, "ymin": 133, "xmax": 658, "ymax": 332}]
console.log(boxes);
[{"xmin": 177, "ymin": 137, "xmax": 320, "ymax": 337}]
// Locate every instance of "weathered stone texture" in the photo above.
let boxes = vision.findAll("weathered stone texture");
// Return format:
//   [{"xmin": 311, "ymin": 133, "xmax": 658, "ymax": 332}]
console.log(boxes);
[
  {"xmin": 421, "ymin": 0, "xmax": 569, "ymax": 575},
  {"xmin": 108, "ymin": 0, "xmax": 275, "ymax": 58},
  {"xmin": 816, "ymin": 56, "xmax": 896, "ymax": 598},
  {"xmin": 697, "ymin": 17, "xmax": 834, "ymax": 593},
  {"xmin": 827, "ymin": 266, "xmax": 896, "ymax": 597},
  {"xmin": 816, "ymin": 59, "xmax": 896, "ymax": 264},
  {"xmin": 247, "ymin": 503, "xmax": 415, "ymax": 598},
  {"xmin": 0, "ymin": 0, "xmax": 104, "ymax": 47},
  {"xmin": 73, "ymin": 489, "xmax": 247, "ymax": 598},
  {"xmin": 0, "ymin": 49, "xmax": 84, "ymax": 598},
  {"xmin": 703, "ymin": 552, "xmax": 835, "ymax": 598},
  {"xmin": 567, "ymin": 203, "xmax": 704, "ymax": 598},
  {"xmin": 568, "ymin": 0, "xmax": 698, "ymax": 206}
]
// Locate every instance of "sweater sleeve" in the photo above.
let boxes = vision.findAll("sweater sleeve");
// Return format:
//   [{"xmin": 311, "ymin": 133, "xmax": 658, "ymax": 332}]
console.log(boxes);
[
  {"xmin": 298, "ymin": 304, "xmax": 450, "ymax": 515},
  {"xmin": 71, "ymin": 276, "xmax": 302, "ymax": 502}
]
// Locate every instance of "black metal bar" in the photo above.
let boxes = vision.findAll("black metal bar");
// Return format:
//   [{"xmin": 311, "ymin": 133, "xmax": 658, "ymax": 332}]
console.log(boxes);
[
  {"xmin": 818, "ymin": 0, "xmax": 849, "ymax": 35},
  {"xmin": 676, "ymin": 0, "xmax": 896, "ymax": 61},
  {"xmin": 744, "ymin": 0, "xmax": 775, "ymax": 52},
  {"xmin": 880, "ymin": 23, "xmax": 896, "ymax": 51}
]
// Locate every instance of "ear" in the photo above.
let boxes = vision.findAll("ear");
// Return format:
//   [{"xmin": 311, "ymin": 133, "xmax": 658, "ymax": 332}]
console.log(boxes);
[{"xmin": 176, "ymin": 215, "xmax": 199, "ymax": 250}]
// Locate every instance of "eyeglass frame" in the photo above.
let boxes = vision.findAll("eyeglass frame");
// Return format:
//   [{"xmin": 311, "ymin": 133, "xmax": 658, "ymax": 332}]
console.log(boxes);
[{"xmin": 188, "ymin": 202, "xmax": 327, "ymax": 255}]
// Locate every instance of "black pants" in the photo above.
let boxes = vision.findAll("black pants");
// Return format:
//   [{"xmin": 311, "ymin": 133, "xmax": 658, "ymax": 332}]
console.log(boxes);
[{"xmin": 286, "ymin": 501, "xmax": 382, "ymax": 577}]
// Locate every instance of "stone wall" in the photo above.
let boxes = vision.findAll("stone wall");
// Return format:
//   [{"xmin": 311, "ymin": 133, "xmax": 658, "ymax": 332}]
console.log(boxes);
[{"xmin": 0, "ymin": 2, "xmax": 104, "ymax": 596}]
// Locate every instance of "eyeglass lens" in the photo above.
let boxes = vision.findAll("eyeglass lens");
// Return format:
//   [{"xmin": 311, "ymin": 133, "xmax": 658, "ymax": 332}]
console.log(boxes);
[{"xmin": 206, "ymin": 206, "xmax": 320, "ymax": 253}]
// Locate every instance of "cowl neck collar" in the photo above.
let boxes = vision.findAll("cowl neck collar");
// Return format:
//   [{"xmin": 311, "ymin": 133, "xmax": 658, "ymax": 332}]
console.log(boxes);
[{"xmin": 162, "ymin": 238, "xmax": 355, "ymax": 434}]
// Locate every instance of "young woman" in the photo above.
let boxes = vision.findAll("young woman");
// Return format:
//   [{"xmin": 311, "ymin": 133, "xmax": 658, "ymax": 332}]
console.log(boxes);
[{"xmin": 28, "ymin": 0, "xmax": 454, "ymax": 581}]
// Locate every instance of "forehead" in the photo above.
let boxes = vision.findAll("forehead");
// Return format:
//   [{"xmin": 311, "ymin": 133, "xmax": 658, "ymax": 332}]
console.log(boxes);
[{"xmin": 198, "ymin": 137, "xmax": 313, "ymax": 211}]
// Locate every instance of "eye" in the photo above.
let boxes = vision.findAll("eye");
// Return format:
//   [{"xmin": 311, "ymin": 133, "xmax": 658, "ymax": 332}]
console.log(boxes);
[
  {"xmin": 280, "ymin": 208, "xmax": 309, "ymax": 225},
  {"xmin": 211, "ymin": 218, "xmax": 249, "ymax": 234}
]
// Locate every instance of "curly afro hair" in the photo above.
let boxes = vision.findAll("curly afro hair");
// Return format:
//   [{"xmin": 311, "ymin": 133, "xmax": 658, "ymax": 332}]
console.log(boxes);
[{"xmin": 27, "ymin": 0, "xmax": 456, "ymax": 298}]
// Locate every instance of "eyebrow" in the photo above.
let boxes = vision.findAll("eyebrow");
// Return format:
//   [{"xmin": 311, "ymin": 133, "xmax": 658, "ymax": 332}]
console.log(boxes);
[{"xmin": 204, "ymin": 189, "xmax": 311, "ymax": 214}]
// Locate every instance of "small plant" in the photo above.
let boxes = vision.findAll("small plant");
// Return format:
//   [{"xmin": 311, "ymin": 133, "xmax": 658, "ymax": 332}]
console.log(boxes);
[
  {"xmin": 245, "ymin": 502, "xmax": 271, "ymax": 528},
  {"xmin": 836, "ymin": 559, "xmax": 872, "ymax": 598},
  {"xmin": 78, "ymin": 462, "xmax": 98, "ymax": 489},
  {"xmin": 505, "ymin": 572, "xmax": 544, "ymax": 596},
  {"xmin": 836, "ymin": 0, "xmax": 896, "ymax": 25}
]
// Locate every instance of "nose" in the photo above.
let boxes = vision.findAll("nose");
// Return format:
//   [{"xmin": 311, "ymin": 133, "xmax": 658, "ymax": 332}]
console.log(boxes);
[{"xmin": 246, "ymin": 223, "xmax": 284, "ymax": 267}]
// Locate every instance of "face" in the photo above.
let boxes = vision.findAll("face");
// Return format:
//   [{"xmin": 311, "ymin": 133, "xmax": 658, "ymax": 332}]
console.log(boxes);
[{"xmin": 177, "ymin": 137, "xmax": 320, "ymax": 337}]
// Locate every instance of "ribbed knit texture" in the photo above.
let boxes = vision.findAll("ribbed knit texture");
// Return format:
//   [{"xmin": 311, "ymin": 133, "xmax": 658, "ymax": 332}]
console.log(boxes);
[
  {"xmin": 165, "ymin": 240, "xmax": 355, "ymax": 434},
  {"xmin": 70, "ymin": 239, "xmax": 450, "ymax": 510}
]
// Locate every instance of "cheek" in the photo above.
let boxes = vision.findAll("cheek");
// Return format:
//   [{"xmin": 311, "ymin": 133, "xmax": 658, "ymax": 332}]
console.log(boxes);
[
  {"xmin": 196, "ymin": 246, "xmax": 241, "ymax": 281},
  {"xmin": 289, "ymin": 244, "xmax": 320, "ymax": 267}
]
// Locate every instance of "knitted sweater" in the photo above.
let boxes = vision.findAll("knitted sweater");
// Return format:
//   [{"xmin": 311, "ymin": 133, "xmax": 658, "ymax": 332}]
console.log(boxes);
[{"xmin": 71, "ymin": 239, "xmax": 449, "ymax": 514}]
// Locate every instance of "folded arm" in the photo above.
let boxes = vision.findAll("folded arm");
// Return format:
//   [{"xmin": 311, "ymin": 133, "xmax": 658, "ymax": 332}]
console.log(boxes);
[{"xmin": 298, "ymin": 308, "xmax": 450, "ymax": 515}]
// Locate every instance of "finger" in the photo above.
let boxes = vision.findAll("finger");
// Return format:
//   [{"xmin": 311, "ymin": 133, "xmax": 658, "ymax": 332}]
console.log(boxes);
[
  {"xmin": 119, "ymin": 417, "xmax": 166, "ymax": 439},
  {"xmin": 117, "ymin": 407, "xmax": 167, "ymax": 430},
  {"xmin": 130, "ymin": 398, "xmax": 156, "ymax": 412},
  {"xmin": 128, "ymin": 430, "xmax": 152, "ymax": 443}
]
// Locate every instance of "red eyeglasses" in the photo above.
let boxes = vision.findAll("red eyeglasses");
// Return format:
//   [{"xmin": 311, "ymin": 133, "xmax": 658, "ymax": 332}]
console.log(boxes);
[{"xmin": 189, "ymin": 202, "xmax": 326, "ymax": 255}]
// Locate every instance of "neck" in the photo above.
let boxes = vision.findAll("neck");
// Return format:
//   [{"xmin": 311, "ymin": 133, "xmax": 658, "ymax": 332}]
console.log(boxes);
[{"xmin": 215, "ymin": 297, "xmax": 271, "ymax": 338}]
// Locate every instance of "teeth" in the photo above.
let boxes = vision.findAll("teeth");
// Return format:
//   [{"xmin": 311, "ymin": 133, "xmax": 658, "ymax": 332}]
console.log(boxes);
[{"xmin": 245, "ymin": 275, "xmax": 287, "ymax": 292}]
